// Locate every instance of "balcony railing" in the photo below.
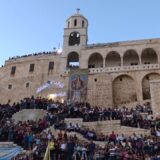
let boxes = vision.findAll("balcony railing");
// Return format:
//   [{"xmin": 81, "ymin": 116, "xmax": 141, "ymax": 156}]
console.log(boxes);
[
  {"xmin": 64, "ymin": 64, "xmax": 160, "ymax": 74},
  {"xmin": 89, "ymin": 64, "xmax": 160, "ymax": 73}
]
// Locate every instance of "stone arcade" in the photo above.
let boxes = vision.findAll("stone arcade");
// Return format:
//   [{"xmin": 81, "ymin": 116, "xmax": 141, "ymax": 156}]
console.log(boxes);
[{"xmin": 0, "ymin": 10, "xmax": 160, "ymax": 113}]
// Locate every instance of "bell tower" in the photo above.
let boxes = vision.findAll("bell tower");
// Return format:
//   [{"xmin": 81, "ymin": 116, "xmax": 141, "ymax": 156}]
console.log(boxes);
[
  {"xmin": 60, "ymin": 9, "xmax": 88, "ymax": 71},
  {"xmin": 63, "ymin": 9, "xmax": 88, "ymax": 53}
]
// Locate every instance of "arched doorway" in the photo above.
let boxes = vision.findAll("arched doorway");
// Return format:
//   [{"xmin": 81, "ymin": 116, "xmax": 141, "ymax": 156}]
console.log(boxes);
[
  {"xmin": 105, "ymin": 51, "xmax": 121, "ymax": 67},
  {"xmin": 142, "ymin": 73, "xmax": 160, "ymax": 100},
  {"xmin": 123, "ymin": 49, "xmax": 139, "ymax": 66},
  {"xmin": 67, "ymin": 52, "xmax": 79, "ymax": 68},
  {"xmin": 141, "ymin": 48, "xmax": 158, "ymax": 64},
  {"xmin": 113, "ymin": 75, "xmax": 137, "ymax": 105},
  {"xmin": 88, "ymin": 53, "xmax": 103, "ymax": 68}
]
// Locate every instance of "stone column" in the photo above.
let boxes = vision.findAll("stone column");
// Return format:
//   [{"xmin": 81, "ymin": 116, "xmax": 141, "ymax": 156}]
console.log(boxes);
[
  {"xmin": 103, "ymin": 57, "xmax": 105, "ymax": 68},
  {"xmin": 121, "ymin": 56, "xmax": 123, "ymax": 66},
  {"xmin": 139, "ymin": 55, "xmax": 142, "ymax": 65},
  {"xmin": 137, "ymin": 49, "xmax": 142, "ymax": 65},
  {"xmin": 150, "ymin": 80, "xmax": 160, "ymax": 118}
]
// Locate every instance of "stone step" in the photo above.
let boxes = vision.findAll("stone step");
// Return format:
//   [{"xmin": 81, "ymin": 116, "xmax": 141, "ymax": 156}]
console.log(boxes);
[
  {"xmin": 12, "ymin": 109, "xmax": 47, "ymax": 122},
  {"xmin": 64, "ymin": 119, "xmax": 150, "ymax": 136},
  {"xmin": 44, "ymin": 127, "xmax": 106, "ymax": 148}
]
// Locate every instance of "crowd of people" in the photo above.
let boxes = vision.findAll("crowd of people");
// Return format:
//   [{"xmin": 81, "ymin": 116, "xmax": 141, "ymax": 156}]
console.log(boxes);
[
  {"xmin": 46, "ymin": 130, "xmax": 160, "ymax": 160},
  {"xmin": 0, "ymin": 96, "xmax": 160, "ymax": 159},
  {"xmin": 12, "ymin": 129, "xmax": 160, "ymax": 160},
  {"xmin": 20, "ymin": 97, "xmax": 154, "ymax": 130},
  {"xmin": 8, "ymin": 51, "xmax": 58, "ymax": 61}
]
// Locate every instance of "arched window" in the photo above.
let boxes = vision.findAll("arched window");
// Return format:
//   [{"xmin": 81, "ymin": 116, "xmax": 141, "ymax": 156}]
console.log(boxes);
[
  {"xmin": 88, "ymin": 53, "xmax": 103, "ymax": 68},
  {"xmin": 69, "ymin": 32, "xmax": 80, "ymax": 46},
  {"xmin": 74, "ymin": 19, "xmax": 77, "ymax": 26},
  {"xmin": 68, "ymin": 21, "xmax": 70, "ymax": 28},
  {"xmin": 141, "ymin": 48, "xmax": 158, "ymax": 64},
  {"xmin": 67, "ymin": 52, "xmax": 79, "ymax": 69},
  {"xmin": 82, "ymin": 20, "xmax": 84, "ymax": 27},
  {"xmin": 123, "ymin": 50, "xmax": 139, "ymax": 66},
  {"xmin": 105, "ymin": 51, "xmax": 121, "ymax": 67}
]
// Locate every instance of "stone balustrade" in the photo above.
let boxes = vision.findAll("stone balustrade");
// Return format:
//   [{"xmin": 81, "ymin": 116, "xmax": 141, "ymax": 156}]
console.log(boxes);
[
  {"xmin": 89, "ymin": 64, "xmax": 160, "ymax": 74},
  {"xmin": 64, "ymin": 64, "xmax": 160, "ymax": 74}
]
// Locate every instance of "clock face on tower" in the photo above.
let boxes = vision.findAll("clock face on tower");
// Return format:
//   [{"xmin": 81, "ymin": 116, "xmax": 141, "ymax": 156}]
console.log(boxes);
[{"xmin": 69, "ymin": 32, "xmax": 80, "ymax": 46}]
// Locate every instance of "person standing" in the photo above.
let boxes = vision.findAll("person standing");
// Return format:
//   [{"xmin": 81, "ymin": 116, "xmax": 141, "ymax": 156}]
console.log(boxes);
[
  {"xmin": 66, "ymin": 138, "xmax": 75, "ymax": 160},
  {"xmin": 88, "ymin": 140, "xmax": 95, "ymax": 160}
]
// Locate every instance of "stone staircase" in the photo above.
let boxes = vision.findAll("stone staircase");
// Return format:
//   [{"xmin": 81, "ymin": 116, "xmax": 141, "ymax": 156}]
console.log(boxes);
[
  {"xmin": 44, "ymin": 119, "xmax": 150, "ymax": 148},
  {"xmin": 12, "ymin": 109, "xmax": 47, "ymax": 122},
  {"xmin": 82, "ymin": 120, "xmax": 150, "ymax": 136},
  {"xmin": 45, "ymin": 126, "xmax": 106, "ymax": 147}
]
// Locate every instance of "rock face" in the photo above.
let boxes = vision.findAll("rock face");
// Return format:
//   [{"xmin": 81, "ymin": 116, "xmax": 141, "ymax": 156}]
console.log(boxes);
[{"xmin": 12, "ymin": 109, "xmax": 47, "ymax": 122}]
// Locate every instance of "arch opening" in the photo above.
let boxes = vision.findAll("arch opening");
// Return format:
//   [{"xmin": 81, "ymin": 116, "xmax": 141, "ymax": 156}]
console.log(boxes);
[
  {"xmin": 67, "ymin": 52, "xmax": 79, "ymax": 69},
  {"xmin": 88, "ymin": 53, "xmax": 103, "ymax": 68},
  {"xmin": 69, "ymin": 32, "xmax": 80, "ymax": 46},
  {"xmin": 141, "ymin": 48, "xmax": 158, "ymax": 64},
  {"xmin": 142, "ymin": 73, "xmax": 160, "ymax": 100},
  {"xmin": 123, "ymin": 50, "xmax": 139, "ymax": 66},
  {"xmin": 74, "ymin": 19, "xmax": 77, "ymax": 26},
  {"xmin": 113, "ymin": 75, "xmax": 137, "ymax": 105},
  {"xmin": 82, "ymin": 20, "xmax": 85, "ymax": 27},
  {"xmin": 105, "ymin": 51, "xmax": 121, "ymax": 67}
]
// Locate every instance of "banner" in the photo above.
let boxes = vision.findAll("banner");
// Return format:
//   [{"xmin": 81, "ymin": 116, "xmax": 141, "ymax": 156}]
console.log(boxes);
[
  {"xmin": 36, "ymin": 80, "xmax": 64, "ymax": 93},
  {"xmin": 68, "ymin": 69, "xmax": 88, "ymax": 102}
]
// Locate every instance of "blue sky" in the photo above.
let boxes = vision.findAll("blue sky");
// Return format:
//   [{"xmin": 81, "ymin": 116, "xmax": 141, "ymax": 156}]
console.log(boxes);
[{"xmin": 0, "ymin": 0, "xmax": 160, "ymax": 65}]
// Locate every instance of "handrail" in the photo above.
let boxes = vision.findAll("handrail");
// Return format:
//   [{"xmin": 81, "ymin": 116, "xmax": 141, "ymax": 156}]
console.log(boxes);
[{"xmin": 43, "ymin": 144, "xmax": 50, "ymax": 160}]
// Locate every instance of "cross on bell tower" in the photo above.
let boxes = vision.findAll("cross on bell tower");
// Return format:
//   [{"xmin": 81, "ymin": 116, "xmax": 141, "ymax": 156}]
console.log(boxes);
[{"xmin": 76, "ymin": 8, "xmax": 80, "ymax": 14}]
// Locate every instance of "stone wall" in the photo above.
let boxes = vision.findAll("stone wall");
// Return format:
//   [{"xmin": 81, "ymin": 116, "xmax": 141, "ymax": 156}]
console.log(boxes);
[
  {"xmin": 150, "ymin": 80, "xmax": 160, "ymax": 118},
  {"xmin": 142, "ymin": 73, "xmax": 160, "ymax": 100},
  {"xmin": 82, "ymin": 120, "xmax": 150, "ymax": 136},
  {"xmin": 87, "ymin": 74, "xmax": 113, "ymax": 107},
  {"xmin": 0, "ymin": 39, "xmax": 160, "ymax": 107},
  {"xmin": 113, "ymin": 75, "xmax": 137, "ymax": 105}
]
